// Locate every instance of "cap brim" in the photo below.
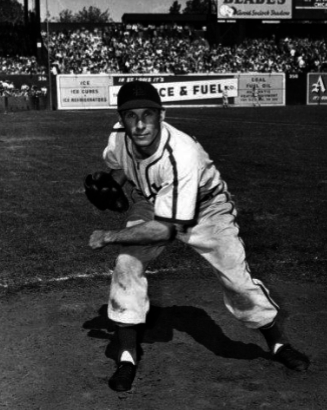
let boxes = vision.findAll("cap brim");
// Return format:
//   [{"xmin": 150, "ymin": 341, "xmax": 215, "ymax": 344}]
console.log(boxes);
[{"xmin": 118, "ymin": 99, "xmax": 162, "ymax": 111}]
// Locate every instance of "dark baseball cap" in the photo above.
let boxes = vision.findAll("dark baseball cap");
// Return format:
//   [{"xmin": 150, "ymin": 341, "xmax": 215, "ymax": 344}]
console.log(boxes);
[{"xmin": 117, "ymin": 80, "xmax": 163, "ymax": 111}]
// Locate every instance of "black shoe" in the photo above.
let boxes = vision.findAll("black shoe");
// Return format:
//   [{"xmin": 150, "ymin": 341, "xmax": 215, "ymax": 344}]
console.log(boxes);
[
  {"xmin": 274, "ymin": 344, "xmax": 310, "ymax": 371},
  {"xmin": 109, "ymin": 361, "xmax": 136, "ymax": 392}
]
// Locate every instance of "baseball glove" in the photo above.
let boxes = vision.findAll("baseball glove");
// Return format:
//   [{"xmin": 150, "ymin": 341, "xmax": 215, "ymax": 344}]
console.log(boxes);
[{"xmin": 84, "ymin": 171, "xmax": 129, "ymax": 213}]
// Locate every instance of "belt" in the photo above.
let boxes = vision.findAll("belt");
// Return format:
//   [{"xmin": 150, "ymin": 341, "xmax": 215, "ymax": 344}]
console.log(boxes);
[{"xmin": 199, "ymin": 186, "xmax": 220, "ymax": 203}]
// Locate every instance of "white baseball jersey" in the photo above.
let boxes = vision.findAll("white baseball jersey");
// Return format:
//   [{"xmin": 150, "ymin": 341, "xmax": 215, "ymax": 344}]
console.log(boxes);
[
  {"xmin": 104, "ymin": 121, "xmax": 279, "ymax": 329},
  {"xmin": 103, "ymin": 121, "xmax": 229, "ymax": 226}
]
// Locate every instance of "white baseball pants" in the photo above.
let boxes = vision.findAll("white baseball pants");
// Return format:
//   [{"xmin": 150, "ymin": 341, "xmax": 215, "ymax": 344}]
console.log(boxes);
[{"xmin": 108, "ymin": 192, "xmax": 279, "ymax": 329}]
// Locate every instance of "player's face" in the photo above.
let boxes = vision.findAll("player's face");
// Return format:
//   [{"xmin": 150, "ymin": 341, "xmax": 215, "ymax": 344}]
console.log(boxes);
[{"xmin": 119, "ymin": 108, "xmax": 165, "ymax": 158}]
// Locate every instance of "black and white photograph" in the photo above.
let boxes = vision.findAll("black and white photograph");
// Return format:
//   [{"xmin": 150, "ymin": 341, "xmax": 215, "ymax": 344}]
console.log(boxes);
[{"xmin": 1, "ymin": 1, "xmax": 326, "ymax": 409}]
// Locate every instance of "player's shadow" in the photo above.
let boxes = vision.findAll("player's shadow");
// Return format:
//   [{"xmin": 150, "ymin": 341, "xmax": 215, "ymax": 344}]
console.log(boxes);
[{"xmin": 82, "ymin": 304, "xmax": 271, "ymax": 362}]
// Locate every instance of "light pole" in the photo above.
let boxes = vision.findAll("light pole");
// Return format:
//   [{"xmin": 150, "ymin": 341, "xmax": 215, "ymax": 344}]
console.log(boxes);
[
  {"xmin": 24, "ymin": 0, "xmax": 29, "ymax": 26},
  {"xmin": 46, "ymin": 0, "xmax": 53, "ymax": 110}
]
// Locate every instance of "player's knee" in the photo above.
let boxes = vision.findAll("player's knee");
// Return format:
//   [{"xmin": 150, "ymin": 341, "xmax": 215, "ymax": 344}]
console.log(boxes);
[
  {"xmin": 114, "ymin": 253, "xmax": 144, "ymax": 277},
  {"xmin": 219, "ymin": 247, "xmax": 245, "ymax": 271}
]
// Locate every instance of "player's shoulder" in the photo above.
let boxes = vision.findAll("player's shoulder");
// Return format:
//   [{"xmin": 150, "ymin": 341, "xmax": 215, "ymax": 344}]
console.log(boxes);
[
  {"xmin": 104, "ymin": 122, "xmax": 126, "ymax": 152},
  {"xmin": 107, "ymin": 122, "xmax": 125, "ymax": 142},
  {"xmin": 163, "ymin": 122, "xmax": 200, "ymax": 154},
  {"xmin": 163, "ymin": 121, "xmax": 198, "ymax": 146},
  {"xmin": 161, "ymin": 122, "xmax": 202, "ymax": 166},
  {"xmin": 111, "ymin": 122, "xmax": 125, "ymax": 134}
]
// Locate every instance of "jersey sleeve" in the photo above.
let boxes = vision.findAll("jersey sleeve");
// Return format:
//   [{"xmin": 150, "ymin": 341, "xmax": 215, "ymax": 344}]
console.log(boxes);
[
  {"xmin": 102, "ymin": 123, "xmax": 125, "ymax": 170},
  {"xmin": 154, "ymin": 148, "xmax": 200, "ymax": 226}
]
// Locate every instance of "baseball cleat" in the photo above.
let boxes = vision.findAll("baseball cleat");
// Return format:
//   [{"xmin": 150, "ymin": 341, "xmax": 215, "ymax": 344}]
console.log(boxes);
[
  {"xmin": 109, "ymin": 361, "xmax": 136, "ymax": 392},
  {"xmin": 274, "ymin": 344, "xmax": 310, "ymax": 371}
]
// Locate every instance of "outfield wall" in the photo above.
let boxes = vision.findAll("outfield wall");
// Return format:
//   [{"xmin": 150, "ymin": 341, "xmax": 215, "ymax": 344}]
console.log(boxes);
[
  {"xmin": 56, "ymin": 73, "xmax": 286, "ymax": 109},
  {"xmin": 2, "ymin": 72, "xmax": 326, "ymax": 112},
  {"xmin": 56, "ymin": 72, "xmax": 327, "ymax": 108},
  {"xmin": 0, "ymin": 95, "xmax": 49, "ymax": 113}
]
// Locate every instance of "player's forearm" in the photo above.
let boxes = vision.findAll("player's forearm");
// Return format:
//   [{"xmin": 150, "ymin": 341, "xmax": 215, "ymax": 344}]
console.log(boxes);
[
  {"xmin": 89, "ymin": 220, "xmax": 175, "ymax": 249},
  {"xmin": 106, "ymin": 221, "xmax": 172, "ymax": 244}
]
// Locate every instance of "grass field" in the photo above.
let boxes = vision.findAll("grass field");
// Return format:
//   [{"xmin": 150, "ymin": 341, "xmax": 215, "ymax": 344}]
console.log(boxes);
[
  {"xmin": 1, "ymin": 106, "xmax": 327, "ymax": 291},
  {"xmin": 1, "ymin": 106, "xmax": 327, "ymax": 410}
]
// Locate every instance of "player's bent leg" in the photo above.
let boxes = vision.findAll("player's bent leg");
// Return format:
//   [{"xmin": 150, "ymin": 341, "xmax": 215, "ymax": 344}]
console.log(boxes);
[
  {"xmin": 214, "ymin": 246, "xmax": 310, "ymax": 371},
  {"xmin": 107, "ymin": 197, "xmax": 166, "ymax": 391},
  {"xmin": 108, "ymin": 246, "xmax": 165, "ymax": 392},
  {"xmin": 108, "ymin": 234, "xmax": 166, "ymax": 325},
  {"xmin": 109, "ymin": 252, "xmax": 150, "ymax": 324},
  {"xmin": 180, "ymin": 211, "xmax": 279, "ymax": 328},
  {"xmin": 108, "ymin": 195, "xmax": 165, "ymax": 324},
  {"xmin": 179, "ymin": 208, "xmax": 310, "ymax": 370},
  {"xmin": 108, "ymin": 231, "xmax": 166, "ymax": 324}
]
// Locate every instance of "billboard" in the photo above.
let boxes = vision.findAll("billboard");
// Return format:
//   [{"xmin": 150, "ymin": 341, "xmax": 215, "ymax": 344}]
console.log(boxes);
[
  {"xmin": 217, "ymin": 0, "xmax": 292, "ymax": 19},
  {"xmin": 295, "ymin": 0, "xmax": 327, "ymax": 8},
  {"xmin": 109, "ymin": 75, "xmax": 238, "ymax": 107},
  {"xmin": 57, "ymin": 74, "xmax": 112, "ymax": 110},
  {"xmin": 55, "ymin": 74, "xmax": 285, "ymax": 109},
  {"xmin": 307, "ymin": 73, "xmax": 327, "ymax": 104},
  {"xmin": 235, "ymin": 73, "xmax": 285, "ymax": 106},
  {"xmin": 294, "ymin": 0, "xmax": 327, "ymax": 18}
]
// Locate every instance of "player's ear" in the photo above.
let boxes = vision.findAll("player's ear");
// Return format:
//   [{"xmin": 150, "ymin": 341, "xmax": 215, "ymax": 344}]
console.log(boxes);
[{"xmin": 159, "ymin": 109, "xmax": 166, "ymax": 122}]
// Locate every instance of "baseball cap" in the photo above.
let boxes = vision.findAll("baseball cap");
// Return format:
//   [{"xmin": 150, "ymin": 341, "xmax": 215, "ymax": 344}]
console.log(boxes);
[{"xmin": 117, "ymin": 80, "xmax": 163, "ymax": 111}]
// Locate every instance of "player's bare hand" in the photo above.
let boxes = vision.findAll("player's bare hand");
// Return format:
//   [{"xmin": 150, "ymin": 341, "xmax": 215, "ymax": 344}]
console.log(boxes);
[{"xmin": 89, "ymin": 230, "xmax": 108, "ymax": 249}]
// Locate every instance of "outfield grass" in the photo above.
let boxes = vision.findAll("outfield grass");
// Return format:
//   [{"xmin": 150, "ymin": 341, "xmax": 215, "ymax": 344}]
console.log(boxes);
[{"xmin": 1, "ymin": 106, "xmax": 327, "ymax": 290}]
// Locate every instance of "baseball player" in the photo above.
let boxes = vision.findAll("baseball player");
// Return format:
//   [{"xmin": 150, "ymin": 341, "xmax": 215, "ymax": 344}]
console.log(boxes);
[
  {"xmin": 252, "ymin": 83, "xmax": 261, "ymax": 107},
  {"xmin": 88, "ymin": 80, "xmax": 310, "ymax": 392},
  {"xmin": 222, "ymin": 86, "xmax": 229, "ymax": 108}
]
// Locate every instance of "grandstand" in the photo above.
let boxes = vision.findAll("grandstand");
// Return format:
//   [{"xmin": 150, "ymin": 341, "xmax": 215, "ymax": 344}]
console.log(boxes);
[{"xmin": 1, "ymin": 1, "xmax": 327, "ymax": 108}]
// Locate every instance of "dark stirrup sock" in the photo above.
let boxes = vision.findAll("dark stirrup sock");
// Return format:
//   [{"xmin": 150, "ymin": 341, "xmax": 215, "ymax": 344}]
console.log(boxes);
[
  {"xmin": 117, "ymin": 325, "xmax": 138, "ymax": 363},
  {"xmin": 259, "ymin": 321, "xmax": 285, "ymax": 351}
]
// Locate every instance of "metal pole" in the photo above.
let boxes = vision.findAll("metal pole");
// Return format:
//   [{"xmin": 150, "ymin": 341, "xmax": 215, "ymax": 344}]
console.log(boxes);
[
  {"xmin": 24, "ymin": 0, "xmax": 29, "ymax": 26},
  {"xmin": 46, "ymin": 0, "xmax": 53, "ymax": 110},
  {"xmin": 35, "ymin": 0, "xmax": 41, "ymax": 32}
]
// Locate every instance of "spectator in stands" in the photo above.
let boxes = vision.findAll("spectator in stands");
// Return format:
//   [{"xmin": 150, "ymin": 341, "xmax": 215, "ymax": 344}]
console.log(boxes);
[
  {"xmin": 2, "ymin": 22, "xmax": 327, "ymax": 77},
  {"xmin": 40, "ymin": 25, "xmax": 327, "ymax": 76},
  {"xmin": 0, "ymin": 55, "xmax": 46, "ymax": 75}
]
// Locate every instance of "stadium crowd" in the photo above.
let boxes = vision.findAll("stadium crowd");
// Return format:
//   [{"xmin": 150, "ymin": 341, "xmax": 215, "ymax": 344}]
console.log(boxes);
[
  {"xmin": 0, "ymin": 25, "xmax": 47, "ymax": 76},
  {"xmin": 1, "ymin": 23, "xmax": 327, "ymax": 93},
  {"xmin": 42, "ymin": 24, "xmax": 327, "ymax": 75},
  {"xmin": 0, "ymin": 25, "xmax": 47, "ymax": 98}
]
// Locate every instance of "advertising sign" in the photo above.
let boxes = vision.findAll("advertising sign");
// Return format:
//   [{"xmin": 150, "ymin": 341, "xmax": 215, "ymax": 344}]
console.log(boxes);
[
  {"xmin": 295, "ymin": 0, "xmax": 327, "ymax": 8},
  {"xmin": 307, "ymin": 73, "xmax": 327, "ymax": 105},
  {"xmin": 109, "ymin": 75, "xmax": 238, "ymax": 107},
  {"xmin": 57, "ymin": 74, "xmax": 112, "ymax": 110},
  {"xmin": 235, "ymin": 73, "xmax": 285, "ymax": 106},
  {"xmin": 217, "ymin": 0, "xmax": 292, "ymax": 19},
  {"xmin": 294, "ymin": 0, "xmax": 327, "ymax": 18},
  {"xmin": 55, "ymin": 74, "xmax": 286, "ymax": 109}
]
